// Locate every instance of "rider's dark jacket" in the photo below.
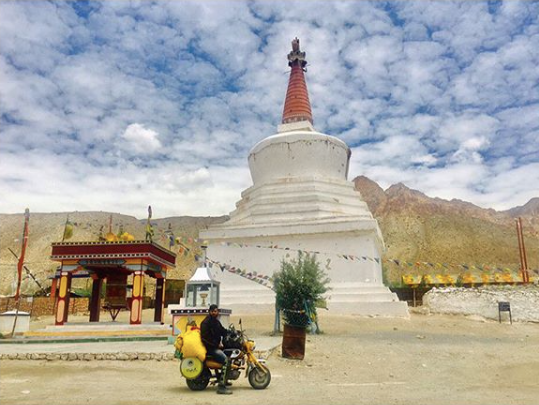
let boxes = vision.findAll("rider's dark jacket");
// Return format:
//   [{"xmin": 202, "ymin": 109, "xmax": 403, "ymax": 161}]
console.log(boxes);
[{"xmin": 200, "ymin": 315, "xmax": 227, "ymax": 351}]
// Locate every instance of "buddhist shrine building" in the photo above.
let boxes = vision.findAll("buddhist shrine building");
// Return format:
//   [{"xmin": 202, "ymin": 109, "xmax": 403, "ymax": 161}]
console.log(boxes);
[{"xmin": 50, "ymin": 241, "xmax": 176, "ymax": 325}]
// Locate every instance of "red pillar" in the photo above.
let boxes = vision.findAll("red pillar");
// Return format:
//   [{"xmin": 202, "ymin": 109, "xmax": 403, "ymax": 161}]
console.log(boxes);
[
  {"xmin": 130, "ymin": 271, "xmax": 144, "ymax": 325},
  {"xmin": 55, "ymin": 272, "xmax": 72, "ymax": 325},
  {"xmin": 154, "ymin": 278, "xmax": 165, "ymax": 324},
  {"xmin": 50, "ymin": 278, "xmax": 57, "ymax": 301},
  {"xmin": 89, "ymin": 277, "xmax": 103, "ymax": 322}
]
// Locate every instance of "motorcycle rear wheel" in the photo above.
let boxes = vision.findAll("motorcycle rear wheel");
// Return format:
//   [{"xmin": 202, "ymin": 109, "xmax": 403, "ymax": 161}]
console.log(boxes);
[
  {"xmin": 185, "ymin": 369, "xmax": 210, "ymax": 391},
  {"xmin": 248, "ymin": 366, "xmax": 271, "ymax": 390}
]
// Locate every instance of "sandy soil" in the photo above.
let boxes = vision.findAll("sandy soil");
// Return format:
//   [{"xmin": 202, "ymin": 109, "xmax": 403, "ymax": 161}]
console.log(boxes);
[{"xmin": 1, "ymin": 311, "xmax": 538, "ymax": 405}]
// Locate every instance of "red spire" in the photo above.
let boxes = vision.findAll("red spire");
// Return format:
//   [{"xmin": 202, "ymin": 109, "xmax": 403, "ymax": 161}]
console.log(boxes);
[{"xmin": 281, "ymin": 38, "xmax": 313, "ymax": 125}]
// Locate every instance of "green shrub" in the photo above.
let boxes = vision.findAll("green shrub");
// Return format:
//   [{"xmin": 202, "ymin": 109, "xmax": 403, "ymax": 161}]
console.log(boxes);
[{"xmin": 274, "ymin": 252, "xmax": 330, "ymax": 327}]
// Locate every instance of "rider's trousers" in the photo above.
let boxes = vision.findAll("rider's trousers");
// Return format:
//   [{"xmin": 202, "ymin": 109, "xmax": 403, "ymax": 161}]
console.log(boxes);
[{"xmin": 219, "ymin": 358, "xmax": 231, "ymax": 387}]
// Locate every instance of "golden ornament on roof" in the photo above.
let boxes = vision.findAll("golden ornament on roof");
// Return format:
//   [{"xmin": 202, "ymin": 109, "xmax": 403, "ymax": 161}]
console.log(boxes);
[{"xmin": 105, "ymin": 232, "xmax": 118, "ymax": 242}]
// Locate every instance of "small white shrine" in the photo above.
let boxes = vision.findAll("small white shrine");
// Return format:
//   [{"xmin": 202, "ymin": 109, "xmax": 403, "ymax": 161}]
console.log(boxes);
[
  {"xmin": 200, "ymin": 38, "xmax": 408, "ymax": 317},
  {"xmin": 168, "ymin": 264, "xmax": 231, "ymax": 335},
  {"xmin": 183, "ymin": 267, "xmax": 220, "ymax": 308}
]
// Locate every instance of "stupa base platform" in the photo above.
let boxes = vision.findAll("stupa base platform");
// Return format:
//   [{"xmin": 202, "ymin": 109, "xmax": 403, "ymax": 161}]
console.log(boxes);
[
  {"xmin": 212, "ymin": 302, "xmax": 408, "ymax": 317},
  {"xmin": 217, "ymin": 284, "xmax": 409, "ymax": 317},
  {"xmin": 201, "ymin": 206, "xmax": 410, "ymax": 317}
]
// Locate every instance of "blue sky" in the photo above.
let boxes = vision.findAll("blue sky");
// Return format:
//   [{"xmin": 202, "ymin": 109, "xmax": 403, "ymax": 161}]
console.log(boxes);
[{"xmin": 1, "ymin": 0, "xmax": 538, "ymax": 218}]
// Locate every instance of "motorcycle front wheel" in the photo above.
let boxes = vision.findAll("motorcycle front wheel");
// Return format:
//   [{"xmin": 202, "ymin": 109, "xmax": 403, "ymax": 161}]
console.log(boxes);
[
  {"xmin": 248, "ymin": 366, "xmax": 271, "ymax": 389},
  {"xmin": 185, "ymin": 369, "xmax": 210, "ymax": 391}
]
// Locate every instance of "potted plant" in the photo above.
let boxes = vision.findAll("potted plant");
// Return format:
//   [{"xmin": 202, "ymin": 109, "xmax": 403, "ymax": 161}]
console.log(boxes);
[{"xmin": 273, "ymin": 252, "xmax": 330, "ymax": 360}]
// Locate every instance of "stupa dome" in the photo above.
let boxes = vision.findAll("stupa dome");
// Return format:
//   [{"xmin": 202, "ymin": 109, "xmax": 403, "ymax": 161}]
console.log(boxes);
[
  {"xmin": 249, "ymin": 37, "xmax": 351, "ymax": 187},
  {"xmin": 248, "ymin": 131, "xmax": 350, "ymax": 186}
]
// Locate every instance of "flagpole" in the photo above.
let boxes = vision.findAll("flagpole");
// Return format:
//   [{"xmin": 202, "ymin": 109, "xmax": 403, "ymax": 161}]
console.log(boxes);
[{"xmin": 10, "ymin": 208, "xmax": 30, "ymax": 338}]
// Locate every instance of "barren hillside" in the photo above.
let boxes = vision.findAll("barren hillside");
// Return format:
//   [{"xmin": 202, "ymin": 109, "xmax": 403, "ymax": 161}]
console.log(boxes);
[
  {"xmin": 1, "ymin": 177, "xmax": 537, "ymax": 294},
  {"xmin": 0, "ymin": 212, "xmax": 227, "ymax": 296}
]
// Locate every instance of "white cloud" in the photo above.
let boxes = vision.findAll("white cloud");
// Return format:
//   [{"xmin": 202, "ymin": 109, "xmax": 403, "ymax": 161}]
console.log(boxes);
[
  {"xmin": 120, "ymin": 123, "xmax": 162, "ymax": 154},
  {"xmin": 411, "ymin": 154, "xmax": 437, "ymax": 166},
  {"xmin": 0, "ymin": 1, "xmax": 538, "ymax": 218}
]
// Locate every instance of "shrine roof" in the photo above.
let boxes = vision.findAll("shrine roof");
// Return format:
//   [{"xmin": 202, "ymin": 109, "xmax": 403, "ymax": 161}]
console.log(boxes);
[
  {"xmin": 50, "ymin": 240, "xmax": 176, "ymax": 267},
  {"xmin": 189, "ymin": 267, "xmax": 219, "ymax": 284}
]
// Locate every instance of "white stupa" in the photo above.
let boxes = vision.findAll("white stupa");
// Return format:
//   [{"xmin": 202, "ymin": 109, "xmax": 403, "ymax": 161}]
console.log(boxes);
[{"xmin": 201, "ymin": 38, "xmax": 408, "ymax": 317}]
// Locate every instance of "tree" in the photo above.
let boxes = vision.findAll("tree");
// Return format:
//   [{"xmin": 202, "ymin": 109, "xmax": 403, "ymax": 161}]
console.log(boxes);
[{"xmin": 274, "ymin": 252, "xmax": 330, "ymax": 327}]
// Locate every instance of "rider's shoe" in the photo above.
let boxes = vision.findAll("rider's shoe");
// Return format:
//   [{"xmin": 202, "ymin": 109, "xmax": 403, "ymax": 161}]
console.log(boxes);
[{"xmin": 217, "ymin": 385, "xmax": 232, "ymax": 395}]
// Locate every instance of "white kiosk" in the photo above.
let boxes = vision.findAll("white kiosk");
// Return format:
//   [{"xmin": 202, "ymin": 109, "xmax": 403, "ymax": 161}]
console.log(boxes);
[{"xmin": 169, "ymin": 265, "xmax": 231, "ymax": 336}]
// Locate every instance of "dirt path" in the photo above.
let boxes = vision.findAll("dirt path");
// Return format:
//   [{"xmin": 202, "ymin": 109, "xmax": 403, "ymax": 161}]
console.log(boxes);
[{"xmin": 1, "ymin": 312, "xmax": 538, "ymax": 405}]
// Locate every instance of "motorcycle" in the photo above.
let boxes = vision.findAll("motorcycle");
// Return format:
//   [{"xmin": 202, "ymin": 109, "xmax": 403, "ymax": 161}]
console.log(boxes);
[{"xmin": 179, "ymin": 321, "xmax": 271, "ymax": 391}]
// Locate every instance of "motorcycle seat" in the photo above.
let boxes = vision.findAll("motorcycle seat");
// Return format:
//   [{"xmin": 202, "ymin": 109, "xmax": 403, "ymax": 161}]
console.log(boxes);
[{"xmin": 206, "ymin": 359, "xmax": 224, "ymax": 369}]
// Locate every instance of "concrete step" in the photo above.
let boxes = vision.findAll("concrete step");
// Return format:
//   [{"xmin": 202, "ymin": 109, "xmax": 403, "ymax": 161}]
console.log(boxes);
[
  {"xmin": 220, "ymin": 297, "xmax": 276, "ymax": 305},
  {"xmin": 4, "ymin": 335, "xmax": 169, "ymax": 344},
  {"xmin": 234, "ymin": 194, "xmax": 369, "ymax": 215},
  {"xmin": 226, "ymin": 301, "xmax": 409, "ymax": 317},
  {"xmin": 43, "ymin": 323, "xmax": 170, "ymax": 331},
  {"xmin": 0, "ymin": 336, "xmax": 281, "ymax": 361},
  {"xmin": 25, "ymin": 323, "xmax": 172, "ymax": 339},
  {"xmin": 330, "ymin": 286, "xmax": 396, "ymax": 294},
  {"xmin": 221, "ymin": 293, "xmax": 400, "ymax": 305},
  {"xmin": 243, "ymin": 180, "xmax": 359, "ymax": 200}
]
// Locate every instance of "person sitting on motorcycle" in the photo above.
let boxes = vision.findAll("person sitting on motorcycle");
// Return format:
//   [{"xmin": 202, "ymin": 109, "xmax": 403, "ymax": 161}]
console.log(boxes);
[{"xmin": 200, "ymin": 304, "xmax": 232, "ymax": 395}]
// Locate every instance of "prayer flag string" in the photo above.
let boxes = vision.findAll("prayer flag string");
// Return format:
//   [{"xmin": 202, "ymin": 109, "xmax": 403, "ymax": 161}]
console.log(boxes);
[{"xmin": 173, "ymin": 237, "xmax": 533, "ymax": 286}]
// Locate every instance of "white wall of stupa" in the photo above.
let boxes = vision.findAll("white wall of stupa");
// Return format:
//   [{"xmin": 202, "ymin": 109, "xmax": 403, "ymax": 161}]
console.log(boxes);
[{"xmin": 199, "ymin": 39, "xmax": 408, "ymax": 317}]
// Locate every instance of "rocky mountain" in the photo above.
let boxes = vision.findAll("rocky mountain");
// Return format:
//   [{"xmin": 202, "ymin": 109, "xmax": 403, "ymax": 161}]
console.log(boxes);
[
  {"xmin": 506, "ymin": 198, "xmax": 539, "ymax": 217},
  {"xmin": 353, "ymin": 176, "xmax": 539, "ymax": 284},
  {"xmin": 1, "ymin": 178, "xmax": 537, "ymax": 295}
]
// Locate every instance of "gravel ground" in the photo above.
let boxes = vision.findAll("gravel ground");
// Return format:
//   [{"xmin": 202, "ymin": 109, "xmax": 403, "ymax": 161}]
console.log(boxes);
[{"xmin": 1, "ymin": 311, "xmax": 538, "ymax": 405}]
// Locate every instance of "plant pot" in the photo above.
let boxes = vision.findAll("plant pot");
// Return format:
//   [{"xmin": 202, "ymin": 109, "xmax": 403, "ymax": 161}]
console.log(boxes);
[{"xmin": 282, "ymin": 323, "xmax": 306, "ymax": 360}]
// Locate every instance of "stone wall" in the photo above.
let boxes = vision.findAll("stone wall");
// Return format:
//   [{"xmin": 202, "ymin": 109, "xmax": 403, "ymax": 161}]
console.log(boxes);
[
  {"xmin": 0, "ymin": 296, "xmax": 154, "ymax": 318},
  {"xmin": 422, "ymin": 285, "xmax": 539, "ymax": 322},
  {"xmin": 0, "ymin": 297, "xmax": 88, "ymax": 317},
  {"xmin": 0, "ymin": 352, "xmax": 175, "ymax": 361}
]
